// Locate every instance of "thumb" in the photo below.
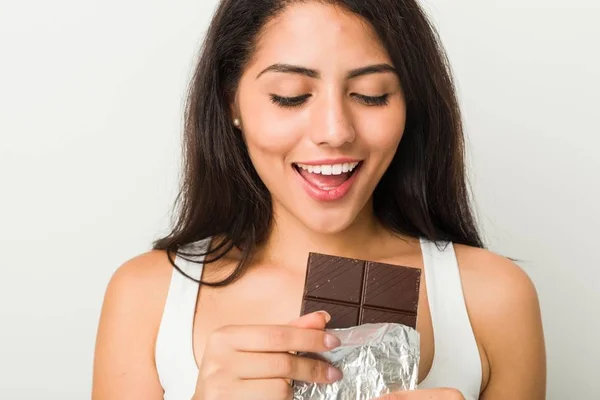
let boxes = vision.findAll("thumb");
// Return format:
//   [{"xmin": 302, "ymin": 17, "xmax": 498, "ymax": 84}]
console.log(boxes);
[{"xmin": 288, "ymin": 311, "xmax": 331, "ymax": 330}]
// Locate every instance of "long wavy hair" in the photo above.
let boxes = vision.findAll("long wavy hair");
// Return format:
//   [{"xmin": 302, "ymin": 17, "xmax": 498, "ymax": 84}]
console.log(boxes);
[{"xmin": 153, "ymin": 0, "xmax": 484, "ymax": 285}]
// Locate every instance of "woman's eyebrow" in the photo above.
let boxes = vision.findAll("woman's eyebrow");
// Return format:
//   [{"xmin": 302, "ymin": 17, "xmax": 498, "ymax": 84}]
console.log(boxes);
[
  {"xmin": 256, "ymin": 63, "xmax": 396, "ymax": 79},
  {"xmin": 346, "ymin": 64, "xmax": 396, "ymax": 79}
]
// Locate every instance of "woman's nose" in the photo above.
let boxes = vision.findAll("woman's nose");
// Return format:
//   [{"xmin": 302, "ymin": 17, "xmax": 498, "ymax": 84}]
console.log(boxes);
[{"xmin": 309, "ymin": 93, "xmax": 356, "ymax": 148}]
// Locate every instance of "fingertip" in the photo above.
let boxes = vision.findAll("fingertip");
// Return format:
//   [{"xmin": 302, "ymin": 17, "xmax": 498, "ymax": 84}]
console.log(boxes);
[
  {"xmin": 289, "ymin": 311, "xmax": 330, "ymax": 328},
  {"xmin": 327, "ymin": 366, "xmax": 343, "ymax": 382},
  {"xmin": 316, "ymin": 310, "xmax": 331, "ymax": 323}
]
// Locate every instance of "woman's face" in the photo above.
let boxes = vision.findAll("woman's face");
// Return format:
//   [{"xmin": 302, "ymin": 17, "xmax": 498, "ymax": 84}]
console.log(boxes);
[{"xmin": 234, "ymin": 2, "xmax": 407, "ymax": 234}]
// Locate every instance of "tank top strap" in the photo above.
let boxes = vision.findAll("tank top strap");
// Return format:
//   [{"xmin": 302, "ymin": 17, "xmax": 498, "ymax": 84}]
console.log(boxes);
[
  {"xmin": 155, "ymin": 238, "xmax": 209, "ymax": 399},
  {"xmin": 418, "ymin": 238, "xmax": 482, "ymax": 399}
]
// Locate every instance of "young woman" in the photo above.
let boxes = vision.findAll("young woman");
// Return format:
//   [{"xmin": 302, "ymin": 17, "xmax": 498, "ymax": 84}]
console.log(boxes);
[{"xmin": 92, "ymin": 1, "xmax": 546, "ymax": 399}]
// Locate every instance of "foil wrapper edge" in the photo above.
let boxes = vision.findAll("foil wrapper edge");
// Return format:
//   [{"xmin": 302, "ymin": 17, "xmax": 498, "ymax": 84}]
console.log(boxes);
[{"xmin": 293, "ymin": 322, "xmax": 420, "ymax": 400}]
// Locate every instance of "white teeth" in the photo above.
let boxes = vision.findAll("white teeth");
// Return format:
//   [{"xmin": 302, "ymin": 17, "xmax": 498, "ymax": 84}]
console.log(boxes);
[{"xmin": 295, "ymin": 162, "xmax": 360, "ymax": 176}]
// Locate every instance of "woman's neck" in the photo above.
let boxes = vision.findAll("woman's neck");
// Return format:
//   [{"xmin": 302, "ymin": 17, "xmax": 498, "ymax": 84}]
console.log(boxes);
[{"xmin": 253, "ymin": 203, "xmax": 395, "ymax": 273}]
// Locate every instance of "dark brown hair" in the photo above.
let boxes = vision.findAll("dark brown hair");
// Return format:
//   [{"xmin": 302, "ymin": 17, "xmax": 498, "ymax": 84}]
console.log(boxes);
[{"xmin": 153, "ymin": 0, "xmax": 484, "ymax": 285}]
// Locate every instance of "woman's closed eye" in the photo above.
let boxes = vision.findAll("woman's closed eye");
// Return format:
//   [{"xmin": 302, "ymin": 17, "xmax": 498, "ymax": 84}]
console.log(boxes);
[
  {"xmin": 269, "ymin": 94, "xmax": 311, "ymax": 108},
  {"xmin": 352, "ymin": 93, "xmax": 389, "ymax": 106},
  {"xmin": 269, "ymin": 93, "xmax": 390, "ymax": 108}
]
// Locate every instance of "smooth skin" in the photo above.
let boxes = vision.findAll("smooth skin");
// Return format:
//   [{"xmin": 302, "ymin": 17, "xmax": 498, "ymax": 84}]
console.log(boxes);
[{"xmin": 93, "ymin": 2, "xmax": 545, "ymax": 399}]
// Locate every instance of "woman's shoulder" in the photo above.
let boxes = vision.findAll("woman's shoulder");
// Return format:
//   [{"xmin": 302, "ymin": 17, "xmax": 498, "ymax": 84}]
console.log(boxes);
[
  {"xmin": 109, "ymin": 249, "xmax": 174, "ymax": 286},
  {"xmin": 452, "ymin": 244, "xmax": 545, "ymax": 395},
  {"xmin": 453, "ymin": 244, "xmax": 539, "ymax": 311},
  {"xmin": 105, "ymin": 249, "xmax": 174, "ymax": 310},
  {"xmin": 99, "ymin": 250, "xmax": 175, "ymax": 336},
  {"xmin": 93, "ymin": 250, "xmax": 176, "ymax": 397}
]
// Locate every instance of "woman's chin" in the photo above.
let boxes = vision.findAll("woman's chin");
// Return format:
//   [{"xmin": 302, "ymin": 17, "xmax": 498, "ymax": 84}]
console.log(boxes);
[{"xmin": 297, "ymin": 210, "xmax": 359, "ymax": 235}]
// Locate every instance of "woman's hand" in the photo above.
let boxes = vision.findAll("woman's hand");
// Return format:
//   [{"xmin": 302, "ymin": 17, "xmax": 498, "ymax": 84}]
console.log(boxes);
[
  {"xmin": 192, "ymin": 311, "xmax": 343, "ymax": 400},
  {"xmin": 375, "ymin": 388, "xmax": 466, "ymax": 399}
]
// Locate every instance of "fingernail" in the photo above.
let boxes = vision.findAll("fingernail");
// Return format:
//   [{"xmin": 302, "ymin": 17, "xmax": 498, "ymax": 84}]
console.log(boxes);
[
  {"xmin": 318, "ymin": 311, "xmax": 331, "ymax": 323},
  {"xmin": 324, "ymin": 333, "xmax": 341, "ymax": 349},
  {"xmin": 327, "ymin": 366, "xmax": 343, "ymax": 382}
]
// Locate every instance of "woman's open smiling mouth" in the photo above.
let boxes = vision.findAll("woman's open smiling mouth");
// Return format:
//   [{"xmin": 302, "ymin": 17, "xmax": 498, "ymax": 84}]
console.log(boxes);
[{"xmin": 292, "ymin": 159, "xmax": 364, "ymax": 201}]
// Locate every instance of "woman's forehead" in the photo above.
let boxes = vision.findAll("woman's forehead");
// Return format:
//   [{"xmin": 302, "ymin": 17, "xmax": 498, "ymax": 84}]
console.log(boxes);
[{"xmin": 249, "ymin": 2, "xmax": 389, "ymax": 70}]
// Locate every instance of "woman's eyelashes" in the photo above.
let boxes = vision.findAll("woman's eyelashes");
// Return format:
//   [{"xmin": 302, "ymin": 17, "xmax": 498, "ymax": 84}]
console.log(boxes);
[
  {"xmin": 269, "ymin": 93, "xmax": 390, "ymax": 108},
  {"xmin": 269, "ymin": 94, "xmax": 311, "ymax": 107},
  {"xmin": 353, "ymin": 93, "xmax": 390, "ymax": 106}
]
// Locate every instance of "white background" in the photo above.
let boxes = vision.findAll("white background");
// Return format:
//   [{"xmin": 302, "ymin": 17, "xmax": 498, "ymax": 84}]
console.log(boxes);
[{"xmin": 0, "ymin": 0, "xmax": 598, "ymax": 398}]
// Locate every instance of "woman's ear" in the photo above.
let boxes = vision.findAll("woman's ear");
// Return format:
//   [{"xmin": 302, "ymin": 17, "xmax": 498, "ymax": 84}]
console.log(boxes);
[{"xmin": 229, "ymin": 91, "xmax": 241, "ymax": 128}]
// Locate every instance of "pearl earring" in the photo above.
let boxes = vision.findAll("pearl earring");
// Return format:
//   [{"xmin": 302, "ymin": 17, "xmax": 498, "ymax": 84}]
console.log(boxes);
[{"xmin": 233, "ymin": 118, "xmax": 241, "ymax": 127}]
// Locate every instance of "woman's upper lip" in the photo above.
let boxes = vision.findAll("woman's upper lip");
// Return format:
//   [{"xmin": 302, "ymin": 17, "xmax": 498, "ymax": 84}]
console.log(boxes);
[{"xmin": 293, "ymin": 158, "xmax": 363, "ymax": 165}]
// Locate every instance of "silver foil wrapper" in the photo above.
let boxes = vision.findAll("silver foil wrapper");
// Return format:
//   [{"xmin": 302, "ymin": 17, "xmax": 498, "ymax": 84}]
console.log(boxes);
[{"xmin": 293, "ymin": 323, "xmax": 420, "ymax": 400}]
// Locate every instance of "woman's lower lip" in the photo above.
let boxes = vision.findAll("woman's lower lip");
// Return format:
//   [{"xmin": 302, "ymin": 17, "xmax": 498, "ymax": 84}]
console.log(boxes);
[{"xmin": 294, "ymin": 165, "xmax": 361, "ymax": 202}]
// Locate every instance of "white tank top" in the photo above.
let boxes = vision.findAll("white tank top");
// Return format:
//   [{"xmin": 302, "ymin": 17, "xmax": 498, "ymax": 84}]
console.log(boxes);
[{"xmin": 155, "ymin": 238, "xmax": 482, "ymax": 399}]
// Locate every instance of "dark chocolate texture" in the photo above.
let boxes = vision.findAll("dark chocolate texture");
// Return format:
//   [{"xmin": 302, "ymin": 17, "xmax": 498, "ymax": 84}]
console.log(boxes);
[{"xmin": 300, "ymin": 252, "xmax": 421, "ymax": 329}]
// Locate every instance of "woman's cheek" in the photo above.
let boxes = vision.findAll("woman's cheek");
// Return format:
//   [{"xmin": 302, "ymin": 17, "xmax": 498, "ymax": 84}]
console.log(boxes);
[
  {"xmin": 242, "ymin": 104, "xmax": 306, "ymax": 156},
  {"xmin": 244, "ymin": 122, "xmax": 302, "ymax": 157}
]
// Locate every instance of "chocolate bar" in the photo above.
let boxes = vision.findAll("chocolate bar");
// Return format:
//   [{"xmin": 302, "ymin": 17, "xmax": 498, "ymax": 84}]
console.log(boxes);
[{"xmin": 300, "ymin": 253, "xmax": 421, "ymax": 329}]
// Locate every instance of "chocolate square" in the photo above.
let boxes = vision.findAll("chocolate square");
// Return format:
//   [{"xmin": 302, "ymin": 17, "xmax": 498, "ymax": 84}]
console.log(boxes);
[{"xmin": 300, "ymin": 253, "xmax": 421, "ymax": 329}]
